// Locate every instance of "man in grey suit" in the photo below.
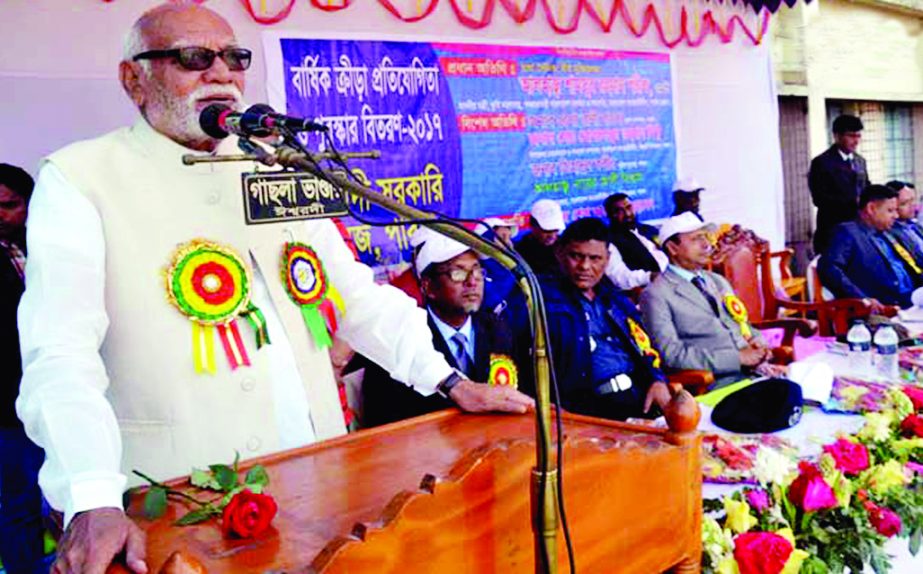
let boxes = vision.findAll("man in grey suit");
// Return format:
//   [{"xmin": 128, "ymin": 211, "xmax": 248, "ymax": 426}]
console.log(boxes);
[{"xmin": 639, "ymin": 213, "xmax": 785, "ymax": 386}]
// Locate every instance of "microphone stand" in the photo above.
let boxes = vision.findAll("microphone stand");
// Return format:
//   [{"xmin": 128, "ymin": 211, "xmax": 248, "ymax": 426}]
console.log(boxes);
[{"xmin": 185, "ymin": 143, "xmax": 560, "ymax": 573}]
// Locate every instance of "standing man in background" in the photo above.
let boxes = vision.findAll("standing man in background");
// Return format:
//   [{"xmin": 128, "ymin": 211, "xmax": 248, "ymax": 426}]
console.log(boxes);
[
  {"xmin": 809, "ymin": 115, "xmax": 868, "ymax": 255},
  {"xmin": 0, "ymin": 163, "xmax": 47, "ymax": 574},
  {"xmin": 515, "ymin": 199, "xmax": 565, "ymax": 276}
]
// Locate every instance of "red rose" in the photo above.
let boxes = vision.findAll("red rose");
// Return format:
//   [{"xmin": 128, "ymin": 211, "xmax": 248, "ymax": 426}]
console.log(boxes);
[
  {"xmin": 221, "ymin": 489, "xmax": 278, "ymax": 539},
  {"xmin": 866, "ymin": 503, "xmax": 902, "ymax": 538},
  {"xmin": 733, "ymin": 531, "xmax": 793, "ymax": 574},
  {"xmin": 903, "ymin": 386, "xmax": 923, "ymax": 411},
  {"xmin": 900, "ymin": 414, "xmax": 923, "ymax": 438},
  {"xmin": 787, "ymin": 461, "xmax": 838, "ymax": 512},
  {"xmin": 822, "ymin": 438, "xmax": 870, "ymax": 476}
]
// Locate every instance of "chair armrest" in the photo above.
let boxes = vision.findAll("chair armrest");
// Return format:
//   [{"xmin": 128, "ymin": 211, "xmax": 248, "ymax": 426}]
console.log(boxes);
[
  {"xmin": 769, "ymin": 345, "xmax": 795, "ymax": 365},
  {"xmin": 753, "ymin": 318, "xmax": 817, "ymax": 347},
  {"xmin": 769, "ymin": 249, "xmax": 795, "ymax": 280},
  {"xmin": 666, "ymin": 369, "xmax": 715, "ymax": 396}
]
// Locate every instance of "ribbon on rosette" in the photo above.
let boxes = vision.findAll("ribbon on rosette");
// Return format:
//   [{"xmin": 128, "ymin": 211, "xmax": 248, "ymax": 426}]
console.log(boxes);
[
  {"xmin": 165, "ymin": 239, "xmax": 270, "ymax": 374},
  {"xmin": 489, "ymin": 354, "xmax": 518, "ymax": 388},
  {"xmin": 627, "ymin": 317, "xmax": 662, "ymax": 369},
  {"xmin": 723, "ymin": 293, "xmax": 752, "ymax": 338},
  {"xmin": 281, "ymin": 242, "xmax": 345, "ymax": 349}
]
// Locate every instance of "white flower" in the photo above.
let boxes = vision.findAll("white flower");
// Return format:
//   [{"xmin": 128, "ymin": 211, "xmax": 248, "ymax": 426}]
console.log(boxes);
[{"xmin": 754, "ymin": 446, "xmax": 796, "ymax": 486}]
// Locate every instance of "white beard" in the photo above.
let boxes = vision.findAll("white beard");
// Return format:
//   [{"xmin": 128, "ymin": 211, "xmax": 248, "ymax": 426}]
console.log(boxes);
[{"xmin": 145, "ymin": 84, "xmax": 244, "ymax": 147}]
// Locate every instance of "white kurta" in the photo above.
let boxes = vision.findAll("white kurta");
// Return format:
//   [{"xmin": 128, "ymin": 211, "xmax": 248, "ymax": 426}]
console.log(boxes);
[{"xmin": 17, "ymin": 120, "xmax": 452, "ymax": 525}]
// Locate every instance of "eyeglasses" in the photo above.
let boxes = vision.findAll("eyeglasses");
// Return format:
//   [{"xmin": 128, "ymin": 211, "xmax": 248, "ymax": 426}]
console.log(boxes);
[
  {"xmin": 132, "ymin": 47, "xmax": 252, "ymax": 72},
  {"xmin": 437, "ymin": 266, "xmax": 484, "ymax": 283}
]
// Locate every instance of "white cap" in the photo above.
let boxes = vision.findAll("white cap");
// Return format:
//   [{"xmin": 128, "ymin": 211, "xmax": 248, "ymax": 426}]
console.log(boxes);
[
  {"xmin": 658, "ymin": 212, "xmax": 717, "ymax": 243},
  {"xmin": 483, "ymin": 217, "xmax": 513, "ymax": 229},
  {"xmin": 415, "ymin": 233, "xmax": 471, "ymax": 276},
  {"xmin": 672, "ymin": 177, "xmax": 705, "ymax": 194},
  {"xmin": 409, "ymin": 226, "xmax": 438, "ymax": 249},
  {"xmin": 529, "ymin": 199, "xmax": 565, "ymax": 232}
]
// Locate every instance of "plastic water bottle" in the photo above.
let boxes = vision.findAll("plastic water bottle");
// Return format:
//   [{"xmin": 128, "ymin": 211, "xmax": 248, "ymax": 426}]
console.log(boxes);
[
  {"xmin": 873, "ymin": 323, "xmax": 900, "ymax": 380},
  {"xmin": 846, "ymin": 321, "xmax": 872, "ymax": 376}
]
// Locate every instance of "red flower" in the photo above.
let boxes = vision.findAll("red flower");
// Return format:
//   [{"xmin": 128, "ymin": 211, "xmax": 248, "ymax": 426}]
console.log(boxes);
[
  {"xmin": 822, "ymin": 438, "xmax": 870, "ymax": 476},
  {"xmin": 221, "ymin": 489, "xmax": 278, "ymax": 539},
  {"xmin": 900, "ymin": 414, "xmax": 923, "ymax": 438},
  {"xmin": 903, "ymin": 386, "xmax": 923, "ymax": 411},
  {"xmin": 787, "ymin": 462, "xmax": 838, "ymax": 512},
  {"xmin": 866, "ymin": 503, "xmax": 902, "ymax": 538},
  {"xmin": 733, "ymin": 531, "xmax": 793, "ymax": 574}
]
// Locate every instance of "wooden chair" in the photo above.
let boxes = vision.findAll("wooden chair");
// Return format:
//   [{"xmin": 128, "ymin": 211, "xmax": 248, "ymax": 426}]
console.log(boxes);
[
  {"xmin": 758, "ymin": 250, "xmax": 899, "ymax": 337},
  {"xmin": 768, "ymin": 248, "xmax": 807, "ymax": 303},
  {"xmin": 714, "ymin": 244, "xmax": 816, "ymax": 348}
]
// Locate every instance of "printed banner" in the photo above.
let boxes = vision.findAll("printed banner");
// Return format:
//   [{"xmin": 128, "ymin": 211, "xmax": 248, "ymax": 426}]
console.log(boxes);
[{"xmin": 271, "ymin": 37, "xmax": 675, "ymax": 268}]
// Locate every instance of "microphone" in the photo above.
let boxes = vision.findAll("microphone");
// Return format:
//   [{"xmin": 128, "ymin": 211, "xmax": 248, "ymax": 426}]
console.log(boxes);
[{"xmin": 199, "ymin": 103, "xmax": 328, "ymax": 139}]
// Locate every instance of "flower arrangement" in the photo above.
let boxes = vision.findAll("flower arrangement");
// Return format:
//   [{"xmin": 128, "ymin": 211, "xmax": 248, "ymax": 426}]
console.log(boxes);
[
  {"xmin": 135, "ymin": 453, "xmax": 278, "ymax": 539},
  {"xmin": 703, "ymin": 386, "xmax": 923, "ymax": 573}
]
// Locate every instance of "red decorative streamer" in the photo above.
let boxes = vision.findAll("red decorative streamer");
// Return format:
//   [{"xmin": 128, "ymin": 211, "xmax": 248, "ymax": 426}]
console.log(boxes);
[
  {"xmin": 115, "ymin": 0, "xmax": 771, "ymax": 48},
  {"xmin": 217, "ymin": 321, "xmax": 251, "ymax": 370}
]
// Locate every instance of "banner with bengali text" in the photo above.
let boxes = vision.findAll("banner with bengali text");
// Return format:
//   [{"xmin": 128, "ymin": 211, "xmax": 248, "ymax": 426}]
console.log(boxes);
[{"xmin": 271, "ymin": 37, "xmax": 676, "ymax": 268}]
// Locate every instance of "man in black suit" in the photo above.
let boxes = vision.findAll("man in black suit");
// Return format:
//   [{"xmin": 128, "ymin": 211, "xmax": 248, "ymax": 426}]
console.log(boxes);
[
  {"xmin": 819, "ymin": 185, "xmax": 922, "ymax": 311},
  {"xmin": 0, "ymin": 163, "xmax": 46, "ymax": 574},
  {"xmin": 810, "ymin": 114, "xmax": 868, "ymax": 254},
  {"xmin": 362, "ymin": 235, "xmax": 530, "ymax": 426}
]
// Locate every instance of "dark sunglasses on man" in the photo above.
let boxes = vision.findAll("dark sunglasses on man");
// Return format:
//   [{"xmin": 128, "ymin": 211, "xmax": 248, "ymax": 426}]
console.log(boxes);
[{"xmin": 132, "ymin": 46, "xmax": 252, "ymax": 72}]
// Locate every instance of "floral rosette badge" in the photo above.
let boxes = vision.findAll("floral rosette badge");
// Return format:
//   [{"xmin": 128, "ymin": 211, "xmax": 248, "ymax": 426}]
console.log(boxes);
[
  {"xmin": 723, "ymin": 293, "xmax": 753, "ymax": 338},
  {"xmin": 281, "ymin": 242, "xmax": 345, "ymax": 349},
  {"xmin": 627, "ymin": 317, "xmax": 662, "ymax": 368},
  {"xmin": 489, "ymin": 354, "xmax": 518, "ymax": 388},
  {"xmin": 165, "ymin": 239, "xmax": 270, "ymax": 374}
]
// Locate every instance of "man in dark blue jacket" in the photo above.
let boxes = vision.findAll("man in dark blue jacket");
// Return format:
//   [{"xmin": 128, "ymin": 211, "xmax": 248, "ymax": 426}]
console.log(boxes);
[
  {"xmin": 540, "ymin": 218, "xmax": 671, "ymax": 421},
  {"xmin": 819, "ymin": 184, "xmax": 923, "ymax": 311}
]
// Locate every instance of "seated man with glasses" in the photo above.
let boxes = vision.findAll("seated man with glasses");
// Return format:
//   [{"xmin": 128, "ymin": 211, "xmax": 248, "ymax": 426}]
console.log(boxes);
[
  {"xmin": 362, "ymin": 235, "xmax": 529, "ymax": 426},
  {"xmin": 18, "ymin": 3, "xmax": 533, "ymax": 572},
  {"xmin": 640, "ymin": 213, "xmax": 785, "ymax": 388},
  {"xmin": 540, "ymin": 218, "xmax": 671, "ymax": 421}
]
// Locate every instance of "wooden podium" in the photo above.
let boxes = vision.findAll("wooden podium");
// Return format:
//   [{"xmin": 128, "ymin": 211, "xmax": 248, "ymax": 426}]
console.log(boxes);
[{"xmin": 118, "ymin": 410, "xmax": 702, "ymax": 574}]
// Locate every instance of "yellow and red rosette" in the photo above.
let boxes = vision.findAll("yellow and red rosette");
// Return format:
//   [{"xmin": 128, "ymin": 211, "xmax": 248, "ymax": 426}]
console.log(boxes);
[
  {"xmin": 723, "ymin": 294, "xmax": 753, "ymax": 338},
  {"xmin": 165, "ymin": 239, "xmax": 268, "ymax": 374},
  {"xmin": 281, "ymin": 242, "xmax": 345, "ymax": 349},
  {"xmin": 627, "ymin": 317, "xmax": 662, "ymax": 369},
  {"xmin": 489, "ymin": 354, "xmax": 518, "ymax": 388}
]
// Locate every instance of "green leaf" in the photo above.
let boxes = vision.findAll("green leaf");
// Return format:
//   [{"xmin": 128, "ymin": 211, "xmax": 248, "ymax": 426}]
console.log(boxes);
[
  {"xmin": 174, "ymin": 506, "xmax": 218, "ymax": 526},
  {"xmin": 233, "ymin": 450, "xmax": 240, "ymax": 473},
  {"xmin": 190, "ymin": 468, "xmax": 221, "ymax": 491},
  {"xmin": 244, "ymin": 465, "xmax": 270, "ymax": 488},
  {"xmin": 209, "ymin": 464, "xmax": 238, "ymax": 491},
  {"xmin": 911, "ymin": 527, "xmax": 922, "ymax": 556},
  {"xmin": 143, "ymin": 487, "xmax": 167, "ymax": 520}
]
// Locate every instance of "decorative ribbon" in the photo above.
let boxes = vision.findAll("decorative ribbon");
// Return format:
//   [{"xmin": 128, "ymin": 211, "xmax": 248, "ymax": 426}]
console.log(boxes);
[
  {"xmin": 281, "ymin": 242, "xmax": 346, "ymax": 350},
  {"xmin": 489, "ymin": 354, "xmax": 519, "ymax": 387},
  {"xmin": 627, "ymin": 317, "xmax": 662, "ymax": 369},
  {"xmin": 166, "ymin": 239, "xmax": 267, "ymax": 374},
  {"xmin": 887, "ymin": 235, "xmax": 923, "ymax": 276},
  {"xmin": 723, "ymin": 293, "xmax": 752, "ymax": 339}
]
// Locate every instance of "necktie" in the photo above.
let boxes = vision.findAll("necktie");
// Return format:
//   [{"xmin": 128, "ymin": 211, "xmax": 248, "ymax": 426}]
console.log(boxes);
[
  {"xmin": 691, "ymin": 275, "xmax": 720, "ymax": 317},
  {"xmin": 451, "ymin": 331, "xmax": 472, "ymax": 375}
]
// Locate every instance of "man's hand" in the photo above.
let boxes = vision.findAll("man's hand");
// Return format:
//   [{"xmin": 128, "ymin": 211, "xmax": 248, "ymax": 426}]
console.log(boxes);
[
  {"xmin": 739, "ymin": 345, "xmax": 768, "ymax": 367},
  {"xmin": 448, "ymin": 379, "xmax": 535, "ymax": 414},
  {"xmin": 754, "ymin": 362, "xmax": 789, "ymax": 378},
  {"xmin": 643, "ymin": 381, "xmax": 671, "ymax": 414},
  {"xmin": 865, "ymin": 298, "xmax": 889, "ymax": 315},
  {"xmin": 53, "ymin": 508, "xmax": 147, "ymax": 574}
]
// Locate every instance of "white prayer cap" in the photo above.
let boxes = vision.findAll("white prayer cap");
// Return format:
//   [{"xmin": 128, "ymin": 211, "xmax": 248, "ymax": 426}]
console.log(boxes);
[
  {"xmin": 475, "ymin": 217, "xmax": 517, "ymax": 236},
  {"xmin": 658, "ymin": 212, "xmax": 717, "ymax": 243},
  {"xmin": 415, "ymin": 233, "xmax": 472, "ymax": 276},
  {"xmin": 672, "ymin": 177, "xmax": 705, "ymax": 194},
  {"xmin": 529, "ymin": 199, "xmax": 565, "ymax": 232},
  {"xmin": 409, "ymin": 226, "xmax": 438, "ymax": 249}
]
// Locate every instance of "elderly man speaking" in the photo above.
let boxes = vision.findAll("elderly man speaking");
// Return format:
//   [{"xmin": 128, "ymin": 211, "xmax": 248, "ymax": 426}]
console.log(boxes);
[{"xmin": 17, "ymin": 4, "xmax": 533, "ymax": 573}]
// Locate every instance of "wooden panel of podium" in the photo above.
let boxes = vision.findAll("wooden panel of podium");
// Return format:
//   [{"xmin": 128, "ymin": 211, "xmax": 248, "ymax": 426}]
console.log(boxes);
[{"xmin": 115, "ymin": 410, "xmax": 702, "ymax": 574}]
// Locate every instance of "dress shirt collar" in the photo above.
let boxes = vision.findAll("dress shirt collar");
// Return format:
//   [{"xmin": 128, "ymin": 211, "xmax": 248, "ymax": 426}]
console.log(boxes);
[
  {"xmin": 428, "ymin": 307, "xmax": 474, "ymax": 351},
  {"xmin": 837, "ymin": 148, "xmax": 854, "ymax": 162},
  {"xmin": 668, "ymin": 264, "xmax": 701, "ymax": 282}
]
